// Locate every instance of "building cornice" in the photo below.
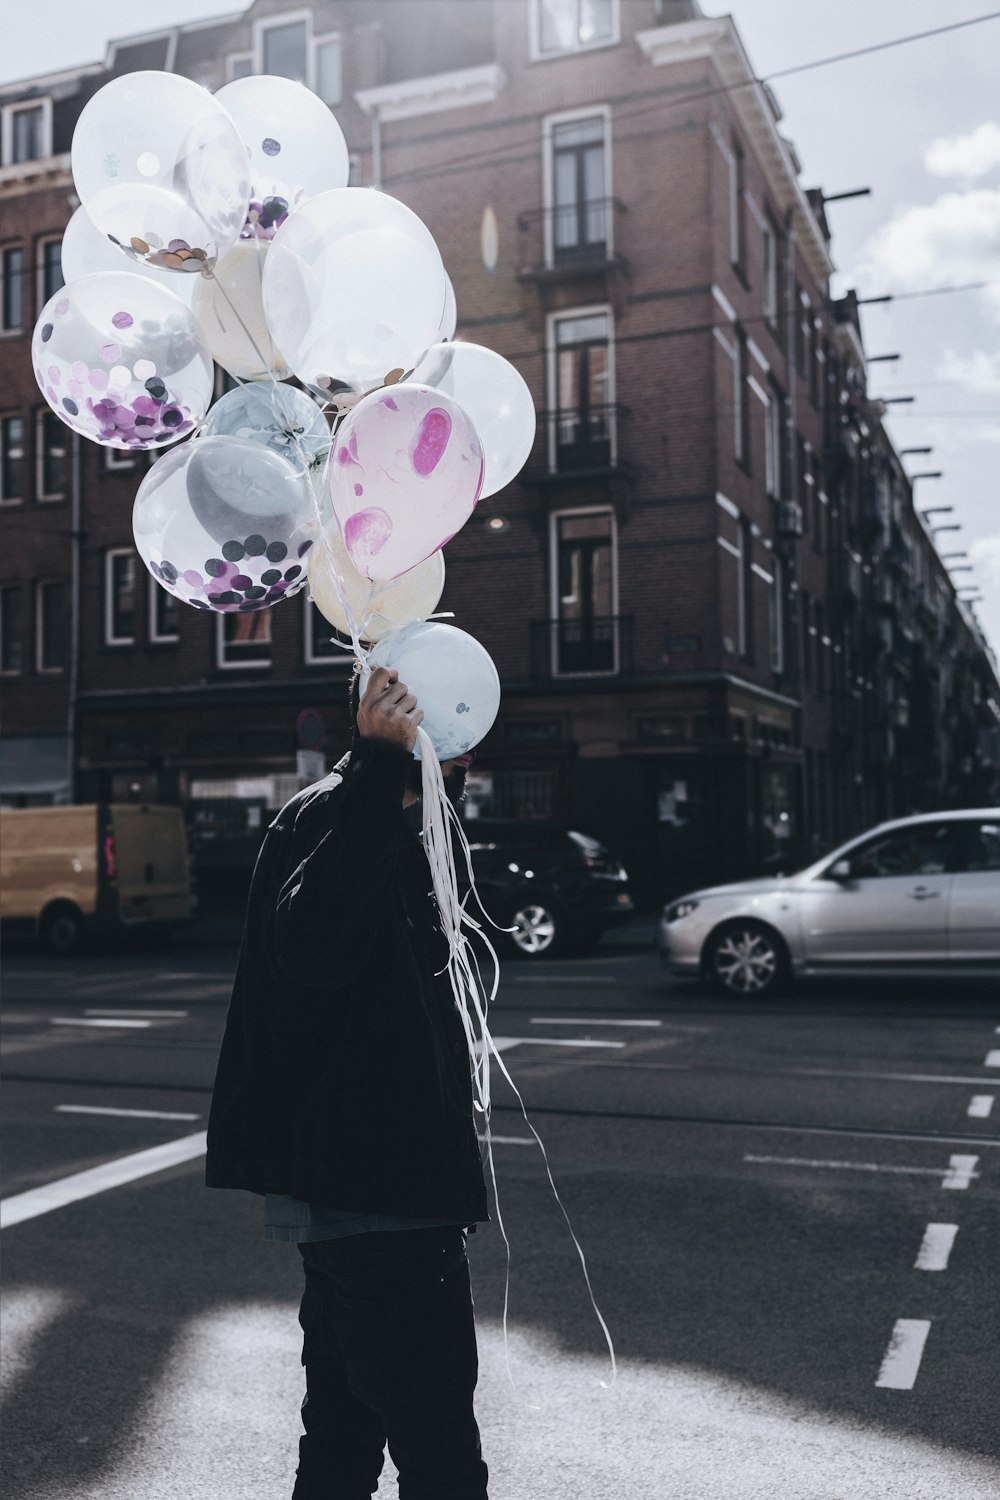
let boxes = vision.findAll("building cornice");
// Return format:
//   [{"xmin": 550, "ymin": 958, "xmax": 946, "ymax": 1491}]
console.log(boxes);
[
  {"xmin": 0, "ymin": 152, "xmax": 72, "ymax": 194},
  {"xmin": 355, "ymin": 63, "xmax": 505, "ymax": 124},
  {"xmin": 635, "ymin": 17, "xmax": 834, "ymax": 285}
]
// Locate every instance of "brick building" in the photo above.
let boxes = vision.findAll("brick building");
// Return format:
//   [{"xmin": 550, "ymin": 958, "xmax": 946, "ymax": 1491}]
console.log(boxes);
[{"xmin": 2, "ymin": 0, "xmax": 998, "ymax": 905}]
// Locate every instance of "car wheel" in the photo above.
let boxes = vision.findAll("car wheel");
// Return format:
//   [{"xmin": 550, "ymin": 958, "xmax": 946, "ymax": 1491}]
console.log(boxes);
[
  {"xmin": 506, "ymin": 898, "xmax": 566, "ymax": 959},
  {"xmin": 41, "ymin": 903, "xmax": 85, "ymax": 958},
  {"xmin": 704, "ymin": 920, "xmax": 788, "ymax": 997}
]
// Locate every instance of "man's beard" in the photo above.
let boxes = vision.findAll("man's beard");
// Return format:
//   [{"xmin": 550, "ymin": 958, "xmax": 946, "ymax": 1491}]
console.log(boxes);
[{"xmin": 405, "ymin": 762, "xmax": 468, "ymax": 805}]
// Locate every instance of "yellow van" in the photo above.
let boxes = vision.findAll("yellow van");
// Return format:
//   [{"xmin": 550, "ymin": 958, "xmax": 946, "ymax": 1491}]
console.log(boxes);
[{"xmin": 0, "ymin": 804, "xmax": 194, "ymax": 956}]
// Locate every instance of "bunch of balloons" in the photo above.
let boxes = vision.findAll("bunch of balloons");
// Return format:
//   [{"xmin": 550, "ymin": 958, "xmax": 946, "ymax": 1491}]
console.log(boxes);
[{"xmin": 32, "ymin": 68, "xmax": 534, "ymax": 748}]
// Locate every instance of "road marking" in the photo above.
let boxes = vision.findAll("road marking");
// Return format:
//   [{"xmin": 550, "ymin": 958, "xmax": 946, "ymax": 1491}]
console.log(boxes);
[
  {"xmin": 54, "ymin": 1104, "xmax": 200, "ymax": 1122},
  {"xmin": 967, "ymin": 1094, "xmax": 995, "ymax": 1118},
  {"xmin": 0, "ymin": 1131, "xmax": 206, "ymax": 1230},
  {"xmin": 50, "ymin": 1017, "xmax": 154, "ymax": 1030},
  {"xmin": 530, "ymin": 1017, "xmax": 662, "ymax": 1027},
  {"xmin": 985, "ymin": 1050, "xmax": 1000, "ymax": 1068},
  {"xmin": 914, "ymin": 1223, "xmax": 958, "ymax": 1271},
  {"xmin": 504, "ymin": 975, "xmax": 618, "ymax": 984},
  {"xmin": 84, "ymin": 1008, "xmax": 189, "ymax": 1019},
  {"xmin": 941, "ymin": 1154, "xmax": 979, "ymax": 1189},
  {"xmin": 479, "ymin": 1135, "xmax": 534, "ymax": 1147},
  {"xmin": 482, "ymin": 1036, "xmax": 627, "ymax": 1054},
  {"xmin": 875, "ymin": 1319, "xmax": 931, "ymax": 1390},
  {"xmin": 743, "ymin": 1153, "xmax": 980, "ymax": 1186}
]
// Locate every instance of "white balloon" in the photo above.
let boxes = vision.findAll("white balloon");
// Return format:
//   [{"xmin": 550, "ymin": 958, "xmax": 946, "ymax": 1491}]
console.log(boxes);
[
  {"xmin": 192, "ymin": 240, "xmax": 289, "ymax": 381},
  {"xmin": 215, "ymin": 75, "xmax": 349, "ymax": 240},
  {"xmin": 71, "ymin": 71, "xmax": 249, "ymax": 271},
  {"xmin": 262, "ymin": 188, "xmax": 446, "ymax": 395},
  {"xmin": 438, "ymin": 273, "xmax": 457, "ymax": 342},
  {"xmin": 60, "ymin": 206, "xmax": 196, "ymax": 303},
  {"xmin": 308, "ymin": 524, "xmax": 445, "ymax": 642},
  {"xmin": 411, "ymin": 342, "xmax": 536, "ymax": 498},
  {"xmin": 362, "ymin": 621, "xmax": 500, "ymax": 760}
]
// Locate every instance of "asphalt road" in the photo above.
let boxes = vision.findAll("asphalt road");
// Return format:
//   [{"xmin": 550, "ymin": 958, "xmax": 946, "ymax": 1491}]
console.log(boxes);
[{"xmin": 2, "ymin": 920, "xmax": 999, "ymax": 1500}]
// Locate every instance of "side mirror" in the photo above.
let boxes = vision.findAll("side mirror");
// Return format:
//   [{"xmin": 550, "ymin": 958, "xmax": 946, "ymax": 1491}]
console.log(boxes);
[{"xmin": 828, "ymin": 858, "xmax": 854, "ymax": 883}]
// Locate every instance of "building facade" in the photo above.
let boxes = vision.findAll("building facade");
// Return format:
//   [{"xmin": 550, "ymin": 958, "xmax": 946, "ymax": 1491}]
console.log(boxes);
[{"xmin": 2, "ymin": 0, "xmax": 998, "ymax": 905}]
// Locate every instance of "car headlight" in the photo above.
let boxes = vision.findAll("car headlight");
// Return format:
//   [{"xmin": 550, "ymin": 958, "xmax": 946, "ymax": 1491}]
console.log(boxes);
[{"xmin": 664, "ymin": 898, "xmax": 700, "ymax": 923}]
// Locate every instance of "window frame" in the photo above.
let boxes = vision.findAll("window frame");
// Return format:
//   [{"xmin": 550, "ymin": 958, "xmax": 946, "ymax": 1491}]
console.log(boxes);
[
  {"xmin": 35, "ymin": 234, "xmax": 63, "ymax": 309},
  {"xmin": 529, "ymin": 0, "xmax": 620, "ymax": 61},
  {"xmin": 1, "ymin": 412, "xmax": 26, "ymax": 505},
  {"xmin": 104, "ymin": 547, "xmax": 138, "ymax": 647},
  {"xmin": 148, "ymin": 572, "xmax": 181, "ymax": 645},
  {"xmin": 34, "ymin": 406, "xmax": 67, "ymax": 502},
  {"xmin": 303, "ymin": 593, "xmax": 354, "ymax": 668},
  {"xmin": 225, "ymin": 52, "xmax": 253, "ymax": 81},
  {"xmin": 547, "ymin": 503, "xmax": 620, "ymax": 679},
  {"xmin": 545, "ymin": 302, "xmax": 616, "ymax": 472},
  {"xmin": 1, "ymin": 97, "xmax": 53, "ymax": 167},
  {"xmin": 542, "ymin": 104, "xmax": 613, "ymax": 268},
  {"xmin": 770, "ymin": 554, "xmax": 785, "ymax": 675},
  {"xmin": 35, "ymin": 577, "xmax": 67, "ymax": 675},
  {"xmin": 733, "ymin": 327, "xmax": 750, "ymax": 470},
  {"xmin": 1, "ymin": 243, "xmax": 26, "ymax": 334},
  {"xmin": 216, "ymin": 606, "xmax": 273, "ymax": 671},
  {"xmin": 0, "ymin": 582, "xmax": 24, "ymax": 676}
]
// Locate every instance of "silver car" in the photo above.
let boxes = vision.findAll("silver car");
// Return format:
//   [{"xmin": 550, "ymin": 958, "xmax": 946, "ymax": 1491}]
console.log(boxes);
[{"xmin": 659, "ymin": 809, "xmax": 1000, "ymax": 996}]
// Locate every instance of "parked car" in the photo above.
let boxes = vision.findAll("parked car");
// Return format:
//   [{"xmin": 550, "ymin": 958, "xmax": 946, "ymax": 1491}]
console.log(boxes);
[
  {"xmin": 659, "ymin": 809, "xmax": 1000, "ymax": 996},
  {"xmin": 0, "ymin": 803, "xmax": 194, "ymax": 956},
  {"xmin": 462, "ymin": 819, "xmax": 633, "ymax": 958}
]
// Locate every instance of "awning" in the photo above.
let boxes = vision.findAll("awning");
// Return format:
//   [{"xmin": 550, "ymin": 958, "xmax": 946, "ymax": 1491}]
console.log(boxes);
[{"xmin": 0, "ymin": 735, "xmax": 71, "ymax": 797}]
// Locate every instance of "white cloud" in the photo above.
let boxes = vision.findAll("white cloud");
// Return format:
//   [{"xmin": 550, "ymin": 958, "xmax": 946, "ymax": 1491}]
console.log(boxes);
[
  {"xmin": 855, "ymin": 188, "xmax": 1000, "ymax": 314},
  {"xmin": 925, "ymin": 121, "xmax": 1000, "ymax": 180},
  {"xmin": 938, "ymin": 349, "xmax": 1000, "ymax": 394}
]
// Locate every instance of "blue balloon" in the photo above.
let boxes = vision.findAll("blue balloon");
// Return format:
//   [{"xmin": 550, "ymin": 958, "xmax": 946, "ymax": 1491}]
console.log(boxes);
[{"xmin": 201, "ymin": 382, "xmax": 330, "ymax": 474}]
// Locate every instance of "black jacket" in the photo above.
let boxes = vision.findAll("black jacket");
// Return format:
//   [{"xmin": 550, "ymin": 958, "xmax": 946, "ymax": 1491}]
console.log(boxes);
[{"xmin": 205, "ymin": 737, "xmax": 488, "ymax": 1224}]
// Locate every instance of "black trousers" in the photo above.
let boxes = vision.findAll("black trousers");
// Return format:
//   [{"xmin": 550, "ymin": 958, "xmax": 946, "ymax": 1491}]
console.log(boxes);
[{"xmin": 293, "ymin": 1226, "xmax": 489, "ymax": 1500}]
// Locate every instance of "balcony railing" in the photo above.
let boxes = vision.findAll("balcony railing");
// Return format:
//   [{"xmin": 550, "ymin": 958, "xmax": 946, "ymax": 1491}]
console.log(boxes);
[
  {"xmin": 530, "ymin": 615, "xmax": 634, "ymax": 679},
  {"xmin": 517, "ymin": 198, "xmax": 627, "ymax": 278},
  {"xmin": 525, "ymin": 404, "xmax": 630, "ymax": 478}
]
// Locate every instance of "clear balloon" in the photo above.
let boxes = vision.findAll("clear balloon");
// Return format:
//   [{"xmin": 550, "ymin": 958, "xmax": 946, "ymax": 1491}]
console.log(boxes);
[
  {"xmin": 214, "ymin": 75, "xmax": 349, "ymax": 241},
  {"xmin": 31, "ymin": 271, "xmax": 213, "ymax": 450},
  {"xmin": 191, "ymin": 240, "xmax": 289, "ymax": 381},
  {"xmin": 60, "ymin": 205, "xmax": 195, "ymax": 304},
  {"xmin": 133, "ymin": 436, "xmax": 317, "ymax": 613},
  {"xmin": 329, "ymin": 383, "xmax": 484, "ymax": 583},
  {"xmin": 71, "ymin": 71, "xmax": 249, "ymax": 273},
  {"xmin": 362, "ymin": 621, "xmax": 501, "ymax": 760},
  {"xmin": 308, "ymin": 523, "xmax": 445, "ymax": 643},
  {"xmin": 410, "ymin": 342, "xmax": 536, "ymax": 498},
  {"xmin": 202, "ymin": 383, "xmax": 330, "ymax": 476},
  {"xmin": 262, "ymin": 188, "xmax": 446, "ymax": 396}
]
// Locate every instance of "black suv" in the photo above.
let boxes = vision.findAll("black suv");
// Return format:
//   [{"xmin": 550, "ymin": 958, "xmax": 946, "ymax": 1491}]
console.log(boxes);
[{"xmin": 461, "ymin": 820, "xmax": 633, "ymax": 958}]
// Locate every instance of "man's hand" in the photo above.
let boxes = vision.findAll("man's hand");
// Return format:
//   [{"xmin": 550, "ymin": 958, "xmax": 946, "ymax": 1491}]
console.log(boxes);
[{"xmin": 356, "ymin": 667, "xmax": 423, "ymax": 754}]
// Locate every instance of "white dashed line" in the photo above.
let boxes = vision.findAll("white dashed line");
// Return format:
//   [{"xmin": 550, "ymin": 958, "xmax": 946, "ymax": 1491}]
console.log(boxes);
[
  {"xmin": 0, "ymin": 1131, "xmax": 207, "ymax": 1229},
  {"xmin": 967, "ymin": 1094, "xmax": 995, "ymax": 1118},
  {"xmin": 483, "ymin": 1036, "xmax": 626, "ymax": 1054},
  {"xmin": 914, "ymin": 1223, "xmax": 958, "ymax": 1271},
  {"xmin": 505, "ymin": 975, "xmax": 618, "ymax": 984},
  {"xmin": 55, "ymin": 1105, "xmax": 200, "ymax": 1122},
  {"xmin": 876, "ymin": 1319, "xmax": 931, "ymax": 1390},
  {"xmin": 50, "ymin": 1017, "xmax": 154, "ymax": 1029},
  {"xmin": 529, "ymin": 1017, "xmax": 662, "ymax": 1027},
  {"xmin": 941, "ymin": 1154, "xmax": 979, "ymax": 1189},
  {"xmin": 84, "ymin": 1008, "xmax": 189, "ymax": 1019},
  {"xmin": 984, "ymin": 1050, "xmax": 1000, "ymax": 1068},
  {"xmin": 479, "ymin": 1135, "xmax": 534, "ymax": 1147}
]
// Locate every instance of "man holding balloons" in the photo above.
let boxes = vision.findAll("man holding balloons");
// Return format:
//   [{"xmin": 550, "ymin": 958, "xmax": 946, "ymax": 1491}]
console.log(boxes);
[{"xmin": 207, "ymin": 662, "xmax": 491, "ymax": 1500}]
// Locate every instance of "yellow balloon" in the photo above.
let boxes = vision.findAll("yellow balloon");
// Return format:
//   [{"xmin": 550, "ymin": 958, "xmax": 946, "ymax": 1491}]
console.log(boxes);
[
  {"xmin": 191, "ymin": 240, "xmax": 289, "ymax": 382},
  {"xmin": 308, "ymin": 523, "xmax": 445, "ymax": 642}
]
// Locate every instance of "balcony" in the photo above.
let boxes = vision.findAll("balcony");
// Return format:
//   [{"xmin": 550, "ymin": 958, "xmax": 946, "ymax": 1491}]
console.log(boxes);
[
  {"xmin": 520, "ymin": 405, "xmax": 636, "ymax": 513},
  {"xmin": 529, "ymin": 615, "xmax": 634, "ymax": 681},
  {"xmin": 516, "ymin": 199, "xmax": 630, "ymax": 285}
]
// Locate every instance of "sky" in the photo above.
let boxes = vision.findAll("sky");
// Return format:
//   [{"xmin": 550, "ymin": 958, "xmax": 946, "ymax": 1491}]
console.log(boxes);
[{"xmin": 4, "ymin": 1, "xmax": 999, "ymax": 653}]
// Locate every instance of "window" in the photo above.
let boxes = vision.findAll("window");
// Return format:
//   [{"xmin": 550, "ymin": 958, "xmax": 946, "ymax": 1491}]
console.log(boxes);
[
  {"xmin": 547, "ymin": 111, "xmax": 609, "ymax": 266},
  {"xmin": 549, "ymin": 308, "xmax": 613, "ymax": 471},
  {"xmin": 37, "ymin": 236, "xmax": 64, "ymax": 306},
  {"xmin": 1, "ymin": 99, "xmax": 52, "ymax": 166},
  {"xmin": 226, "ymin": 53, "xmax": 253, "ymax": 81},
  {"xmin": 848, "ymin": 823, "xmax": 955, "ymax": 880},
  {"xmin": 35, "ymin": 409, "xmax": 67, "ymax": 499},
  {"xmin": 814, "ymin": 601, "xmax": 826, "ymax": 696},
  {"xmin": 217, "ymin": 607, "xmax": 272, "ymax": 668},
  {"xmin": 734, "ymin": 329, "xmax": 749, "ymax": 468},
  {"xmin": 35, "ymin": 579, "xmax": 67, "ymax": 673},
  {"xmin": 770, "ymin": 555, "xmax": 785, "ymax": 674},
  {"xmin": 2, "ymin": 246, "xmax": 25, "ymax": 331},
  {"xmin": 740, "ymin": 516, "xmax": 754, "ymax": 662},
  {"xmin": 961, "ymin": 821, "xmax": 1000, "ymax": 872},
  {"xmin": 550, "ymin": 508, "xmax": 618, "ymax": 675},
  {"xmin": 261, "ymin": 18, "xmax": 308, "ymax": 81},
  {"xmin": 314, "ymin": 36, "xmax": 342, "ymax": 105},
  {"xmin": 763, "ymin": 219, "xmax": 779, "ymax": 326},
  {"xmin": 1, "ymin": 584, "xmax": 23, "ymax": 673},
  {"xmin": 801, "ymin": 591, "xmax": 812, "ymax": 685},
  {"xmin": 1, "ymin": 414, "xmax": 25, "ymax": 502},
  {"xmin": 731, "ymin": 139, "xmax": 746, "ymax": 273},
  {"xmin": 149, "ymin": 575, "xmax": 180, "ymax": 643},
  {"xmin": 304, "ymin": 596, "xmax": 351, "ymax": 666},
  {"xmin": 103, "ymin": 445, "xmax": 136, "ymax": 473},
  {"xmin": 105, "ymin": 550, "xmax": 137, "ymax": 645},
  {"xmin": 532, "ymin": 0, "xmax": 618, "ymax": 57},
  {"xmin": 764, "ymin": 384, "xmax": 782, "ymax": 498}
]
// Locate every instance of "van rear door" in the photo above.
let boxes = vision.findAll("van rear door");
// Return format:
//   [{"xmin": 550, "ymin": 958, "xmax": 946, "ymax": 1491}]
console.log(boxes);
[{"xmin": 109, "ymin": 805, "xmax": 193, "ymax": 927}]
